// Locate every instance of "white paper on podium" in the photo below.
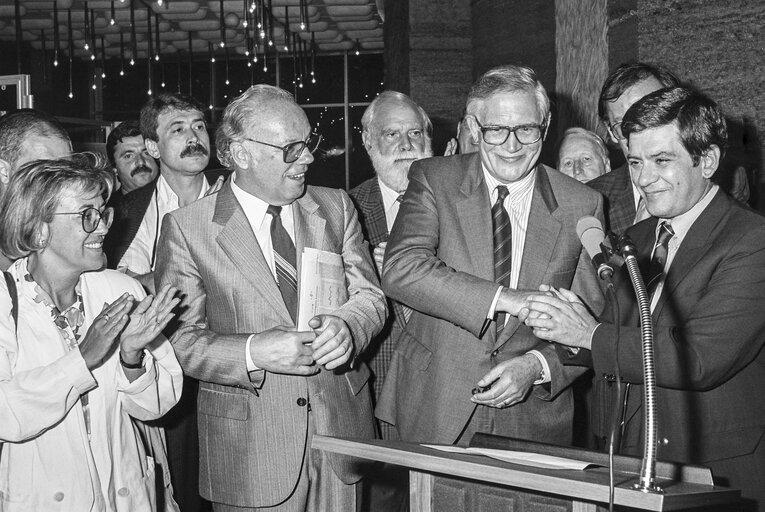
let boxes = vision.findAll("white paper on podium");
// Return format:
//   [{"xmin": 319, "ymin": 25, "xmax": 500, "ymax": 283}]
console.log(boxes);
[
  {"xmin": 297, "ymin": 248, "xmax": 348, "ymax": 331},
  {"xmin": 421, "ymin": 444, "xmax": 593, "ymax": 470}
]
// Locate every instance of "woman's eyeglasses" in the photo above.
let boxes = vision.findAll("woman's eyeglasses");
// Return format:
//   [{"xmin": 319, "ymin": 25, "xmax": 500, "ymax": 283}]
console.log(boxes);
[{"xmin": 52, "ymin": 206, "xmax": 114, "ymax": 234}]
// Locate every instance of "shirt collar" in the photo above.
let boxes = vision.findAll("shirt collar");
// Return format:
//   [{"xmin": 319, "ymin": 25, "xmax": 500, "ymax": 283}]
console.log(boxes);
[
  {"xmin": 231, "ymin": 176, "xmax": 271, "ymax": 228},
  {"xmin": 481, "ymin": 163, "xmax": 537, "ymax": 204},
  {"xmin": 377, "ymin": 177, "xmax": 401, "ymax": 213},
  {"xmin": 156, "ymin": 173, "xmax": 210, "ymax": 205},
  {"xmin": 657, "ymin": 184, "xmax": 719, "ymax": 246}
]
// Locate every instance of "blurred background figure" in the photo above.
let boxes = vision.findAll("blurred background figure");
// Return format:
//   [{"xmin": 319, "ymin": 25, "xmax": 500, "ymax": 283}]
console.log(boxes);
[
  {"xmin": 556, "ymin": 127, "xmax": 610, "ymax": 183},
  {"xmin": 444, "ymin": 112, "xmax": 479, "ymax": 156},
  {"xmin": 0, "ymin": 108, "xmax": 73, "ymax": 270},
  {"xmin": 106, "ymin": 120, "xmax": 159, "ymax": 196},
  {"xmin": 0, "ymin": 154, "xmax": 182, "ymax": 511}
]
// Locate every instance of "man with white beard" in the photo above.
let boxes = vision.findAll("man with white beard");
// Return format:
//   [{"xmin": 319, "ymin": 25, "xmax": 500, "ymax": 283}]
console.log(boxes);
[
  {"xmin": 350, "ymin": 91, "xmax": 433, "ymax": 415},
  {"xmin": 350, "ymin": 90, "xmax": 432, "ymax": 512}
]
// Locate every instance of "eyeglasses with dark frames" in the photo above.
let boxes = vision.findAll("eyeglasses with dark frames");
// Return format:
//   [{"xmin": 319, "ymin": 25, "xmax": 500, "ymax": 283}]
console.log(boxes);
[
  {"xmin": 243, "ymin": 133, "xmax": 323, "ymax": 163},
  {"xmin": 52, "ymin": 206, "xmax": 114, "ymax": 234},
  {"xmin": 472, "ymin": 119, "xmax": 546, "ymax": 146}
]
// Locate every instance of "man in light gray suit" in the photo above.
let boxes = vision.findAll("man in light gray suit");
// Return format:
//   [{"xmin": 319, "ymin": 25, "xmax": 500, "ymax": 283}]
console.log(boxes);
[
  {"xmin": 377, "ymin": 65, "xmax": 605, "ymax": 446},
  {"xmin": 155, "ymin": 85, "xmax": 386, "ymax": 511}
]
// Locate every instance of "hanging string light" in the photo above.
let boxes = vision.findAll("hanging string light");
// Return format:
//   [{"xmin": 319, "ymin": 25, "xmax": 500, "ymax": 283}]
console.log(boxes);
[
  {"xmin": 90, "ymin": 9, "xmax": 96, "ymax": 61},
  {"xmin": 83, "ymin": 2, "xmax": 90, "ymax": 51},
  {"xmin": 176, "ymin": 57, "xmax": 181, "ymax": 93},
  {"xmin": 119, "ymin": 32, "xmax": 125, "ymax": 76},
  {"xmin": 154, "ymin": 13, "xmax": 160, "ymax": 61},
  {"xmin": 266, "ymin": 0, "xmax": 274, "ymax": 47},
  {"xmin": 283, "ymin": 7, "xmax": 289, "ymax": 52},
  {"xmin": 354, "ymin": 38, "xmax": 360, "ymax": 56},
  {"xmin": 53, "ymin": 1, "xmax": 60, "ymax": 67},
  {"xmin": 242, "ymin": 0, "xmax": 248, "ymax": 28},
  {"xmin": 258, "ymin": 0, "xmax": 265, "ymax": 39},
  {"xmin": 110, "ymin": 0, "xmax": 116, "ymax": 26},
  {"xmin": 129, "ymin": 0, "xmax": 137, "ymax": 65},
  {"xmin": 299, "ymin": 0, "xmax": 307, "ymax": 31},
  {"xmin": 147, "ymin": 6, "xmax": 153, "ymax": 94},
  {"xmin": 224, "ymin": 46, "xmax": 230, "ymax": 85},
  {"xmin": 209, "ymin": 42, "xmax": 215, "ymax": 63},
  {"xmin": 161, "ymin": 62, "xmax": 166, "ymax": 88},
  {"xmin": 100, "ymin": 35, "xmax": 106, "ymax": 78},
  {"xmin": 219, "ymin": 0, "xmax": 225, "ymax": 48},
  {"xmin": 310, "ymin": 31, "xmax": 316, "ymax": 84},
  {"xmin": 188, "ymin": 32, "xmax": 193, "ymax": 95},
  {"xmin": 67, "ymin": 8, "xmax": 74, "ymax": 98}
]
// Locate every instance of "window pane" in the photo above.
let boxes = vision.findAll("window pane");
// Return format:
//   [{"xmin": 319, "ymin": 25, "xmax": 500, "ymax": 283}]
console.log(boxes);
[
  {"xmin": 305, "ymin": 106, "xmax": 345, "ymax": 189},
  {"xmin": 348, "ymin": 53, "xmax": 384, "ymax": 104}
]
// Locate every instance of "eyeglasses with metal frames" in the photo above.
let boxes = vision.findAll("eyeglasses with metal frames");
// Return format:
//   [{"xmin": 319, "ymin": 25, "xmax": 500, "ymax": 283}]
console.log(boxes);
[
  {"xmin": 243, "ymin": 133, "xmax": 323, "ymax": 163},
  {"xmin": 472, "ymin": 119, "xmax": 546, "ymax": 146},
  {"xmin": 607, "ymin": 121, "xmax": 626, "ymax": 141},
  {"xmin": 52, "ymin": 206, "xmax": 114, "ymax": 234}
]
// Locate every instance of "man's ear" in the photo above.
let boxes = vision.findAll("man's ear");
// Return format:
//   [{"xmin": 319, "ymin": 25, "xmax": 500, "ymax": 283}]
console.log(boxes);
[
  {"xmin": 230, "ymin": 141, "xmax": 252, "ymax": 170},
  {"xmin": 542, "ymin": 113, "xmax": 552, "ymax": 141},
  {"xmin": 145, "ymin": 138, "xmax": 161, "ymax": 160},
  {"xmin": 700, "ymin": 145, "xmax": 721, "ymax": 179},
  {"xmin": 464, "ymin": 115, "xmax": 482, "ymax": 144},
  {"xmin": 0, "ymin": 158, "xmax": 11, "ymax": 185},
  {"xmin": 361, "ymin": 130, "xmax": 371, "ymax": 151}
]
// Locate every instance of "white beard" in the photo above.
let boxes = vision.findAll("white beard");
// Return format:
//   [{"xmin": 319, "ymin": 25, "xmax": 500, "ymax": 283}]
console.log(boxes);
[{"xmin": 368, "ymin": 141, "xmax": 433, "ymax": 193}]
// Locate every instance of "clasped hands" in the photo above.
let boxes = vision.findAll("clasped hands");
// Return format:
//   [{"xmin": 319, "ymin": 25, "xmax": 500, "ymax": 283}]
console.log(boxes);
[
  {"xmin": 249, "ymin": 314, "xmax": 354, "ymax": 376},
  {"xmin": 519, "ymin": 284, "xmax": 598, "ymax": 350}
]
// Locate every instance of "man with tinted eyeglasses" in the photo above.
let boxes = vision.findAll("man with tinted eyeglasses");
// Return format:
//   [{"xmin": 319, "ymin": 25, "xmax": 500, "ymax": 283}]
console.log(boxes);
[
  {"xmin": 376, "ymin": 65, "xmax": 604, "ymax": 448},
  {"xmin": 155, "ymin": 85, "xmax": 385, "ymax": 511}
]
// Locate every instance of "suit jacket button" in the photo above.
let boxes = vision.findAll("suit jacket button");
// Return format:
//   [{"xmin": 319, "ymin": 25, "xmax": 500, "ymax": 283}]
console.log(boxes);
[
  {"xmin": 296, "ymin": 397, "xmax": 307, "ymax": 407},
  {"xmin": 53, "ymin": 492, "xmax": 65, "ymax": 502}
]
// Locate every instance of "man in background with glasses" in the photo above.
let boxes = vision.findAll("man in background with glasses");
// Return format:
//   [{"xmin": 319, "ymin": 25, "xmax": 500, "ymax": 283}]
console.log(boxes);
[
  {"xmin": 588, "ymin": 62, "xmax": 681, "ymax": 235},
  {"xmin": 376, "ymin": 65, "xmax": 604, "ymax": 448},
  {"xmin": 155, "ymin": 84, "xmax": 385, "ymax": 511}
]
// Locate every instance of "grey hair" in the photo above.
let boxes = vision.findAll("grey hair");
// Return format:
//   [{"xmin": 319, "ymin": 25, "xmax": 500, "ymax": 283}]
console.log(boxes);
[
  {"xmin": 0, "ymin": 152, "xmax": 114, "ymax": 259},
  {"xmin": 361, "ymin": 90, "xmax": 433, "ymax": 137},
  {"xmin": 216, "ymin": 84, "xmax": 297, "ymax": 169},
  {"xmin": 557, "ymin": 127, "xmax": 609, "ymax": 167},
  {"xmin": 466, "ymin": 65, "xmax": 551, "ymax": 122}
]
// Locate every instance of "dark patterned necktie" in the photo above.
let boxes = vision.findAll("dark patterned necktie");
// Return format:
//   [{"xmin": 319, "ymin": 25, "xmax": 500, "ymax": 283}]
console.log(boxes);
[
  {"xmin": 645, "ymin": 221, "xmax": 674, "ymax": 298},
  {"xmin": 492, "ymin": 186, "xmax": 512, "ymax": 334},
  {"xmin": 267, "ymin": 205, "xmax": 298, "ymax": 322},
  {"xmin": 396, "ymin": 194, "xmax": 404, "ymax": 203}
]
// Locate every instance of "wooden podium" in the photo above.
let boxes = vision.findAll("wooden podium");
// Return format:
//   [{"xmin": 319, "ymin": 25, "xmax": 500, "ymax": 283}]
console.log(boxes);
[{"xmin": 313, "ymin": 434, "xmax": 739, "ymax": 511}]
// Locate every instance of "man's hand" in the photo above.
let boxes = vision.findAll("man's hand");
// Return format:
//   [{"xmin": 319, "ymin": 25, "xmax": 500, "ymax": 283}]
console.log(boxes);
[
  {"xmin": 443, "ymin": 138, "xmax": 458, "ymax": 157},
  {"xmin": 249, "ymin": 327, "xmax": 318, "ymax": 375},
  {"xmin": 373, "ymin": 242, "xmax": 386, "ymax": 276},
  {"xmin": 308, "ymin": 314, "xmax": 354, "ymax": 370},
  {"xmin": 471, "ymin": 354, "xmax": 541, "ymax": 408},
  {"xmin": 496, "ymin": 287, "xmax": 552, "ymax": 317},
  {"xmin": 521, "ymin": 285, "xmax": 597, "ymax": 349}
]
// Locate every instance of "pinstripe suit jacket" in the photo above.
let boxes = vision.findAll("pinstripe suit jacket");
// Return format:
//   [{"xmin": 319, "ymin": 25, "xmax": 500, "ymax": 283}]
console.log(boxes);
[
  {"xmin": 587, "ymin": 163, "xmax": 637, "ymax": 235},
  {"xmin": 154, "ymin": 180, "xmax": 385, "ymax": 508},
  {"xmin": 377, "ymin": 153, "xmax": 605, "ymax": 445},
  {"xmin": 349, "ymin": 178, "xmax": 408, "ymax": 401}
]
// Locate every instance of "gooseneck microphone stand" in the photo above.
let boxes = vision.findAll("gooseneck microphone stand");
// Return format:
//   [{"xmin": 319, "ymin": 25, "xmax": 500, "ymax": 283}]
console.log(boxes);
[{"xmin": 618, "ymin": 236, "xmax": 662, "ymax": 493}]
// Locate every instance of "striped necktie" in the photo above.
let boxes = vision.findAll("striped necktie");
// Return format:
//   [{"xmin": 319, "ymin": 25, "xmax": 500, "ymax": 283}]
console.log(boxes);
[
  {"xmin": 267, "ymin": 205, "xmax": 298, "ymax": 322},
  {"xmin": 645, "ymin": 221, "xmax": 674, "ymax": 298},
  {"xmin": 492, "ymin": 186, "xmax": 512, "ymax": 334}
]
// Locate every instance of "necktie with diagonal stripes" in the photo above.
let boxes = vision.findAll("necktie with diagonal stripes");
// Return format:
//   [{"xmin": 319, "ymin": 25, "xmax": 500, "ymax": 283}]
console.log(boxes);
[
  {"xmin": 492, "ymin": 186, "xmax": 512, "ymax": 335},
  {"xmin": 267, "ymin": 205, "xmax": 298, "ymax": 322},
  {"xmin": 645, "ymin": 221, "xmax": 674, "ymax": 298}
]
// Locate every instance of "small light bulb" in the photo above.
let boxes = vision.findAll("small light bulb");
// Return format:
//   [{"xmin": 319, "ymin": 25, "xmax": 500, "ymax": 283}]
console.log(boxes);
[
  {"xmin": 148, "ymin": 88, "xmax": 152, "ymax": 95},
  {"xmin": 130, "ymin": 58, "xmax": 135, "ymax": 65},
  {"xmin": 243, "ymin": 20, "xmax": 248, "ymax": 28},
  {"xmin": 253, "ymin": 55, "xmax": 258, "ymax": 63},
  {"xmin": 225, "ymin": 79, "xmax": 230, "ymax": 85},
  {"xmin": 84, "ymin": 43, "xmax": 89, "ymax": 50},
  {"xmin": 211, "ymin": 57, "xmax": 216, "ymax": 62},
  {"xmin": 54, "ymin": 59, "xmax": 59, "ymax": 67},
  {"xmin": 92, "ymin": 83, "xmax": 96, "ymax": 90},
  {"xmin": 220, "ymin": 41, "xmax": 225, "ymax": 48},
  {"xmin": 157, "ymin": 0, "xmax": 163, "ymax": 6},
  {"xmin": 110, "ymin": 19, "xmax": 115, "ymax": 26},
  {"xmin": 155, "ymin": 55, "xmax": 159, "ymax": 61},
  {"xmin": 247, "ymin": 62, "xmax": 251, "ymax": 67},
  {"xmin": 68, "ymin": 92, "xmax": 73, "ymax": 98},
  {"xmin": 209, "ymin": 104, "xmax": 214, "ymax": 110},
  {"xmin": 101, "ymin": 72, "xmax": 106, "ymax": 78},
  {"xmin": 311, "ymin": 78, "xmax": 316, "ymax": 84},
  {"xmin": 300, "ymin": 23, "xmax": 305, "ymax": 30},
  {"xmin": 120, "ymin": 70, "xmax": 125, "ymax": 76},
  {"xmin": 91, "ymin": 54, "xmax": 96, "ymax": 61},
  {"xmin": 161, "ymin": 81, "xmax": 166, "ymax": 87}
]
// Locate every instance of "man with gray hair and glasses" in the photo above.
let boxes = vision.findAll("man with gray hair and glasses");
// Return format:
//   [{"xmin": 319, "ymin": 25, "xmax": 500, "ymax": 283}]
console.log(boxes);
[{"xmin": 376, "ymin": 64, "xmax": 604, "ymax": 447}]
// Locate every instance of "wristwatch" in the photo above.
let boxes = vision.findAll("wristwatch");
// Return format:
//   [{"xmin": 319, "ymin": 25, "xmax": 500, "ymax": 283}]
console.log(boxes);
[{"xmin": 120, "ymin": 350, "xmax": 145, "ymax": 369}]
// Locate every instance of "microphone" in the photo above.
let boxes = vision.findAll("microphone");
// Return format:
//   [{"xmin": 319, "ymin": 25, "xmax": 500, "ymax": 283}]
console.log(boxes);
[{"xmin": 576, "ymin": 216, "xmax": 614, "ymax": 280}]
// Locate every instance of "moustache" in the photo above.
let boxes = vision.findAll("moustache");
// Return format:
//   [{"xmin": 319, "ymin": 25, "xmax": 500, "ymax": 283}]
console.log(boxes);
[
  {"xmin": 180, "ymin": 143, "xmax": 209, "ymax": 158},
  {"xmin": 130, "ymin": 164, "xmax": 154, "ymax": 177}
]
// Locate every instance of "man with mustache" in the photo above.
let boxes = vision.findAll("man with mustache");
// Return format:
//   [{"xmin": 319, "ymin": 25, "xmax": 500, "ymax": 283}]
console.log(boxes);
[
  {"xmin": 103, "ymin": 92, "xmax": 217, "ymax": 512},
  {"xmin": 106, "ymin": 120, "xmax": 159, "ymax": 195}
]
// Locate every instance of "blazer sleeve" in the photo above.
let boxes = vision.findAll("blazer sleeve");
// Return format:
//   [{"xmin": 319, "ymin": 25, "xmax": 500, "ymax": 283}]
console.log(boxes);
[
  {"xmin": 154, "ymin": 213, "xmax": 253, "ymax": 389},
  {"xmin": 330, "ymin": 190, "xmax": 387, "ymax": 354},
  {"xmin": 591, "ymin": 223, "xmax": 765, "ymax": 390},
  {"xmin": 382, "ymin": 166, "xmax": 499, "ymax": 338}
]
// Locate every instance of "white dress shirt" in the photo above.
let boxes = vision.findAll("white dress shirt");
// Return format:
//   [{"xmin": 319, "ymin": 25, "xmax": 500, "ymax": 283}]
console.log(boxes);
[
  {"xmin": 480, "ymin": 166, "xmax": 550, "ymax": 383},
  {"xmin": 118, "ymin": 174, "xmax": 210, "ymax": 274},
  {"xmin": 231, "ymin": 178, "xmax": 297, "ymax": 372},
  {"xmin": 377, "ymin": 178, "xmax": 403, "ymax": 232}
]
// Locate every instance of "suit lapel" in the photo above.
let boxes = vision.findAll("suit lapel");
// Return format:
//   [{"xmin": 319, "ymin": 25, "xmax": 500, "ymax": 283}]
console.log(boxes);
[
  {"xmin": 365, "ymin": 180, "xmax": 389, "ymax": 246},
  {"xmin": 456, "ymin": 154, "xmax": 494, "ymax": 282},
  {"xmin": 214, "ymin": 182, "xmax": 292, "ymax": 325},
  {"xmin": 499, "ymin": 167, "xmax": 561, "ymax": 346},
  {"xmin": 653, "ymin": 189, "xmax": 727, "ymax": 318}
]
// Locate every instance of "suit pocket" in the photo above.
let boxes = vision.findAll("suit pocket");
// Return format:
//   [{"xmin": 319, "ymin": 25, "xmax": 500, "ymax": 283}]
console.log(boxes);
[
  {"xmin": 198, "ymin": 388, "xmax": 249, "ymax": 420},
  {"xmin": 344, "ymin": 361, "xmax": 371, "ymax": 396},
  {"xmin": 399, "ymin": 330, "xmax": 433, "ymax": 371}
]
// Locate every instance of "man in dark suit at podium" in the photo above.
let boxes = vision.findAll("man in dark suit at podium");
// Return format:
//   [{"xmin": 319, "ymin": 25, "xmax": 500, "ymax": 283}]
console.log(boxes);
[{"xmin": 523, "ymin": 87, "xmax": 765, "ymax": 511}]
